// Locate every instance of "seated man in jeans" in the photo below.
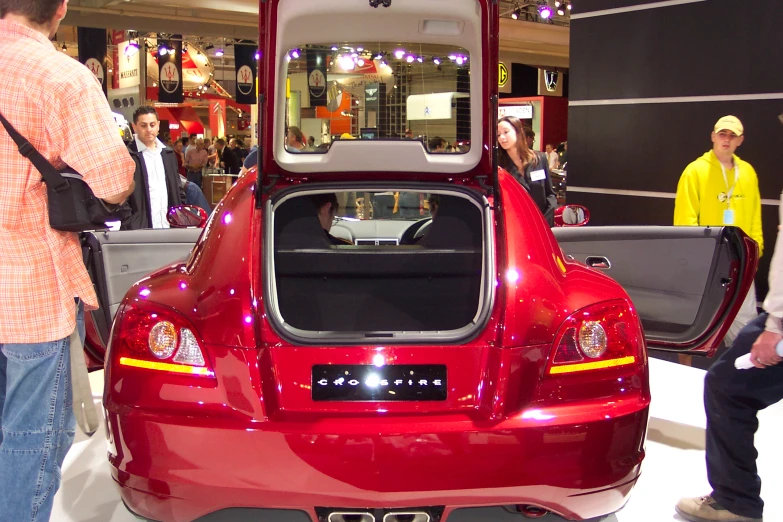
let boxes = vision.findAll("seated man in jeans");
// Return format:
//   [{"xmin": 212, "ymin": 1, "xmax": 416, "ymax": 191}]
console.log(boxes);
[{"xmin": 675, "ymin": 192, "xmax": 783, "ymax": 522}]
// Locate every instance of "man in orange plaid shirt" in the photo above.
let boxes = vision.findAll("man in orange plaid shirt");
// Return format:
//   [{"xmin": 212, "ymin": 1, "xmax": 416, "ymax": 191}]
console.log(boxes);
[{"xmin": 0, "ymin": 1, "xmax": 135, "ymax": 520}]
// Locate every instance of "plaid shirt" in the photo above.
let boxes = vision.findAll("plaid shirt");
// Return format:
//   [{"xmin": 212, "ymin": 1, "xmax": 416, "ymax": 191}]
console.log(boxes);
[{"xmin": 0, "ymin": 20, "xmax": 135, "ymax": 343}]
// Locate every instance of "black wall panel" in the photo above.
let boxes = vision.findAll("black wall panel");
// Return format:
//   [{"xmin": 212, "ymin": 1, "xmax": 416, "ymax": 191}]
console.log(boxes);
[
  {"xmin": 568, "ymin": 0, "xmax": 783, "ymax": 299},
  {"xmin": 571, "ymin": 0, "xmax": 678, "ymax": 14},
  {"xmin": 570, "ymin": 0, "xmax": 783, "ymax": 100},
  {"xmin": 568, "ymin": 100, "xmax": 783, "ymax": 194},
  {"xmin": 568, "ymin": 192, "xmax": 779, "ymax": 299}
]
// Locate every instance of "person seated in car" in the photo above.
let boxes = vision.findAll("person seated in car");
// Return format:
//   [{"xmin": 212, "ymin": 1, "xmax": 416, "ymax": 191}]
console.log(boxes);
[
  {"xmin": 407, "ymin": 194, "xmax": 439, "ymax": 245},
  {"xmin": 428, "ymin": 136, "xmax": 447, "ymax": 153},
  {"xmin": 311, "ymin": 193, "xmax": 353, "ymax": 246},
  {"xmin": 427, "ymin": 194, "xmax": 439, "ymax": 218}
]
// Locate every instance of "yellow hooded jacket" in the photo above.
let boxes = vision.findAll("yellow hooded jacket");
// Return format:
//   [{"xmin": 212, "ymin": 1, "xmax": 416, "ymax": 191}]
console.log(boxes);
[{"xmin": 674, "ymin": 150, "xmax": 763, "ymax": 256}]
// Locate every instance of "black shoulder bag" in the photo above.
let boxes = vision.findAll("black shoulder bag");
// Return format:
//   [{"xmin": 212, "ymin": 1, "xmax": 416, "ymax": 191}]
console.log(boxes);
[{"xmin": 0, "ymin": 112, "xmax": 127, "ymax": 232}]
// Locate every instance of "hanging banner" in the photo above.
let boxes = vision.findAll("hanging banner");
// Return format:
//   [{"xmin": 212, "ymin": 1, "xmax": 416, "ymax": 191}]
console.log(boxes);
[
  {"xmin": 158, "ymin": 36, "xmax": 183, "ymax": 103},
  {"xmin": 77, "ymin": 27, "xmax": 107, "ymax": 96},
  {"xmin": 234, "ymin": 43, "xmax": 257, "ymax": 105},
  {"xmin": 306, "ymin": 50, "xmax": 327, "ymax": 107},
  {"xmin": 364, "ymin": 82, "xmax": 380, "ymax": 113},
  {"xmin": 209, "ymin": 99, "xmax": 227, "ymax": 138}
]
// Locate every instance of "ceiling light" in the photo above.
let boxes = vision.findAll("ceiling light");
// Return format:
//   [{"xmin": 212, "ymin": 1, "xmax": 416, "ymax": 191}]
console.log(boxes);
[
  {"xmin": 338, "ymin": 55, "xmax": 355, "ymax": 70},
  {"xmin": 215, "ymin": 48, "xmax": 224, "ymax": 57},
  {"xmin": 406, "ymin": 55, "xmax": 415, "ymax": 63},
  {"xmin": 290, "ymin": 48, "xmax": 300, "ymax": 59},
  {"xmin": 255, "ymin": 50, "xmax": 261, "ymax": 60},
  {"xmin": 375, "ymin": 52, "xmax": 384, "ymax": 60},
  {"xmin": 124, "ymin": 41, "xmax": 139, "ymax": 57},
  {"xmin": 448, "ymin": 54, "xmax": 457, "ymax": 61},
  {"xmin": 61, "ymin": 42, "xmax": 67, "ymax": 52},
  {"xmin": 380, "ymin": 60, "xmax": 388, "ymax": 67},
  {"xmin": 331, "ymin": 46, "xmax": 339, "ymax": 51},
  {"xmin": 567, "ymin": 2, "xmax": 572, "ymax": 9},
  {"xmin": 557, "ymin": 5, "xmax": 565, "ymax": 15},
  {"xmin": 394, "ymin": 49, "xmax": 405, "ymax": 59},
  {"xmin": 538, "ymin": 3, "xmax": 553, "ymax": 19},
  {"xmin": 357, "ymin": 47, "xmax": 364, "ymax": 52},
  {"xmin": 555, "ymin": 0, "xmax": 561, "ymax": 6},
  {"xmin": 416, "ymin": 56, "xmax": 423, "ymax": 63},
  {"xmin": 511, "ymin": 7, "xmax": 521, "ymax": 19},
  {"xmin": 433, "ymin": 57, "xmax": 441, "ymax": 65},
  {"xmin": 357, "ymin": 58, "xmax": 365, "ymax": 66}
]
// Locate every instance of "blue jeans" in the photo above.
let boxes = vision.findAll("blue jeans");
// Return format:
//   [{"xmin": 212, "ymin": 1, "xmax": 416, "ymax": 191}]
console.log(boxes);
[
  {"xmin": 706, "ymin": 313, "xmax": 783, "ymax": 519},
  {"xmin": 185, "ymin": 181, "xmax": 212, "ymax": 215},
  {"xmin": 186, "ymin": 169, "xmax": 203, "ymax": 189},
  {"xmin": 0, "ymin": 301, "xmax": 84, "ymax": 522}
]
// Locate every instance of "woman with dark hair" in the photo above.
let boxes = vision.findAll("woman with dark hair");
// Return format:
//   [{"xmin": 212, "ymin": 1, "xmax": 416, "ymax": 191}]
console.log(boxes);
[{"xmin": 497, "ymin": 116, "xmax": 557, "ymax": 225}]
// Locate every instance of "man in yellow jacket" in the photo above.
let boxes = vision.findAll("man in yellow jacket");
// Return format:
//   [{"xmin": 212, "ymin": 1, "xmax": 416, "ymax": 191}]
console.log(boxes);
[{"xmin": 674, "ymin": 115, "xmax": 762, "ymax": 348}]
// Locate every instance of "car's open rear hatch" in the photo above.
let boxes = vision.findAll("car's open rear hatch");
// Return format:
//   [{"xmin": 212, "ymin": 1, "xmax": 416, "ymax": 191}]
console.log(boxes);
[{"xmin": 263, "ymin": 186, "xmax": 494, "ymax": 345}]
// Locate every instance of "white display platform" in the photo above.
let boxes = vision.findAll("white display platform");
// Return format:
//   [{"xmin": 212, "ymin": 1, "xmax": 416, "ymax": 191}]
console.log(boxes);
[{"xmin": 51, "ymin": 358, "xmax": 783, "ymax": 521}]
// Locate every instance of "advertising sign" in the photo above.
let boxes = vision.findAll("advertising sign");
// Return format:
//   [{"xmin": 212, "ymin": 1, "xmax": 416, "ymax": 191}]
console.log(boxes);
[
  {"xmin": 158, "ymin": 37, "xmax": 183, "ymax": 103},
  {"xmin": 78, "ymin": 28, "xmax": 107, "ymax": 96},
  {"xmin": 498, "ymin": 104, "xmax": 533, "ymax": 120},
  {"xmin": 306, "ymin": 50, "xmax": 327, "ymax": 107},
  {"xmin": 118, "ymin": 41, "xmax": 140, "ymax": 89},
  {"xmin": 234, "ymin": 43, "xmax": 257, "ymax": 105}
]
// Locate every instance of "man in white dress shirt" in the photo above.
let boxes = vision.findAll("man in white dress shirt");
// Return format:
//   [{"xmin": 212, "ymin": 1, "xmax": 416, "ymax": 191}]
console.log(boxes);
[
  {"xmin": 676, "ymin": 195, "xmax": 783, "ymax": 522},
  {"xmin": 123, "ymin": 106, "xmax": 183, "ymax": 229},
  {"xmin": 545, "ymin": 143, "xmax": 559, "ymax": 170}
]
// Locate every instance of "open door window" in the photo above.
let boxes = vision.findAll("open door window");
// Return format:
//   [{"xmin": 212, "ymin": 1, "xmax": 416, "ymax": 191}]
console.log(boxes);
[
  {"xmin": 553, "ymin": 226, "xmax": 759, "ymax": 356},
  {"xmin": 81, "ymin": 229, "xmax": 202, "ymax": 367}
]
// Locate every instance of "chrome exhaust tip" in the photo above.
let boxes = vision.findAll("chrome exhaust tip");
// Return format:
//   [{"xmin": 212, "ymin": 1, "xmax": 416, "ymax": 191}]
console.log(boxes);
[
  {"xmin": 516, "ymin": 504, "xmax": 549, "ymax": 519},
  {"xmin": 383, "ymin": 512, "xmax": 431, "ymax": 522},
  {"xmin": 327, "ymin": 512, "xmax": 376, "ymax": 522}
]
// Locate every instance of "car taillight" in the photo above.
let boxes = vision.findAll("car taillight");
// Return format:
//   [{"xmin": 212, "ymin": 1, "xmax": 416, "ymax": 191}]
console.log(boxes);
[
  {"xmin": 548, "ymin": 299, "xmax": 642, "ymax": 375},
  {"xmin": 112, "ymin": 301, "xmax": 214, "ymax": 377}
]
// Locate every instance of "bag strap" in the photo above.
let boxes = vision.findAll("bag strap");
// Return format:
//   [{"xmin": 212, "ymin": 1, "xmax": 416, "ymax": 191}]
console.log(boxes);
[
  {"xmin": 69, "ymin": 327, "xmax": 100, "ymax": 436},
  {"xmin": 0, "ymin": 111, "xmax": 70, "ymax": 193}
]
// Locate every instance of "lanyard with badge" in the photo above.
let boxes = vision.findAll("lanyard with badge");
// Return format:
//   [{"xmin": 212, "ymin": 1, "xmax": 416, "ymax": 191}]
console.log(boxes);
[{"xmin": 718, "ymin": 163, "xmax": 739, "ymax": 225}]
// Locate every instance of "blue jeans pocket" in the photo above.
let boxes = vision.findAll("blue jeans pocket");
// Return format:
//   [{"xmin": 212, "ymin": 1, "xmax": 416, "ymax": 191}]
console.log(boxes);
[{"xmin": 1, "ymin": 340, "xmax": 63, "ymax": 361}]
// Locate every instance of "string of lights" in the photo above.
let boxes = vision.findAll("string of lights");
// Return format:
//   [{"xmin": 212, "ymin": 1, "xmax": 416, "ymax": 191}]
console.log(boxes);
[{"xmin": 507, "ymin": 0, "xmax": 571, "ymax": 24}]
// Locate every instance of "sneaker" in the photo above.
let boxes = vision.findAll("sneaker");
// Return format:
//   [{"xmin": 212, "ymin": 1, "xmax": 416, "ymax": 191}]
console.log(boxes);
[{"xmin": 675, "ymin": 495, "xmax": 762, "ymax": 522}]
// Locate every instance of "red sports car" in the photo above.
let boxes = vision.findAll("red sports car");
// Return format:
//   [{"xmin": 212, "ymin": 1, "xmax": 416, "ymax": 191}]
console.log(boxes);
[{"xmin": 81, "ymin": 1, "xmax": 757, "ymax": 521}]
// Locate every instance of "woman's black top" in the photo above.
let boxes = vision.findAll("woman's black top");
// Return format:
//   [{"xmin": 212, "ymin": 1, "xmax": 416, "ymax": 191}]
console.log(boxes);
[{"xmin": 503, "ymin": 151, "xmax": 558, "ymax": 226}]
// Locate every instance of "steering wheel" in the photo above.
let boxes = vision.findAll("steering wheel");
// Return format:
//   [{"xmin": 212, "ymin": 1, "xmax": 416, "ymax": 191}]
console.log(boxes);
[{"xmin": 400, "ymin": 218, "xmax": 432, "ymax": 245}]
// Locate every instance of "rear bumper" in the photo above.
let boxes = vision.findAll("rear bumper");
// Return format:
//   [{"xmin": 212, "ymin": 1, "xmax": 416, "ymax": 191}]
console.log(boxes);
[{"xmin": 107, "ymin": 407, "xmax": 648, "ymax": 522}]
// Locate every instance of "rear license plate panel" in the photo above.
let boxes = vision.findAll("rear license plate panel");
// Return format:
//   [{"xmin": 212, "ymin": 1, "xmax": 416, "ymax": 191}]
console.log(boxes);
[{"xmin": 312, "ymin": 364, "xmax": 447, "ymax": 401}]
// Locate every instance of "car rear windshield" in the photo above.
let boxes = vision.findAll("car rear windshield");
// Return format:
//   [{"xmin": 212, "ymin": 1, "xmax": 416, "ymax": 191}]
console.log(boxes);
[
  {"xmin": 334, "ymin": 190, "xmax": 436, "ymax": 222},
  {"xmin": 283, "ymin": 42, "xmax": 471, "ymax": 154}
]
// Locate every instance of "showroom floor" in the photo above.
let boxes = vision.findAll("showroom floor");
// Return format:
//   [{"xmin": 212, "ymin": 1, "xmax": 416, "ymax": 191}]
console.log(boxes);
[{"xmin": 51, "ymin": 358, "xmax": 783, "ymax": 522}]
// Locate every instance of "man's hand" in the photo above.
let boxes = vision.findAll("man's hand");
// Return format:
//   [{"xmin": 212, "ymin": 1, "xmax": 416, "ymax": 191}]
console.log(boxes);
[{"xmin": 750, "ymin": 330, "xmax": 783, "ymax": 369}]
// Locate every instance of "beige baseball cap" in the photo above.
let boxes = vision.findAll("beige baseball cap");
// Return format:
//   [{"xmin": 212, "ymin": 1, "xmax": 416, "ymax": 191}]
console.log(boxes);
[{"xmin": 714, "ymin": 115, "xmax": 743, "ymax": 136}]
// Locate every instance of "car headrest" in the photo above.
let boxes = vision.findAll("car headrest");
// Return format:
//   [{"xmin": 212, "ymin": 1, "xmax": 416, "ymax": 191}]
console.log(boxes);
[
  {"xmin": 275, "ymin": 196, "xmax": 330, "ymax": 249},
  {"xmin": 419, "ymin": 195, "xmax": 482, "ymax": 249}
]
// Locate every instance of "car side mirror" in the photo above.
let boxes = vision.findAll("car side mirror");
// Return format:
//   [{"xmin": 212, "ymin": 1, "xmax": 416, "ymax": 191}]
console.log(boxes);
[
  {"xmin": 554, "ymin": 204, "xmax": 590, "ymax": 227},
  {"xmin": 167, "ymin": 205, "xmax": 208, "ymax": 228}
]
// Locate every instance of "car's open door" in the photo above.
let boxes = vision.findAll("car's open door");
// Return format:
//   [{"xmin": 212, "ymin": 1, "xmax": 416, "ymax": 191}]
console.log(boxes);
[
  {"xmin": 552, "ymin": 226, "xmax": 759, "ymax": 356},
  {"xmin": 81, "ymin": 229, "xmax": 202, "ymax": 368}
]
